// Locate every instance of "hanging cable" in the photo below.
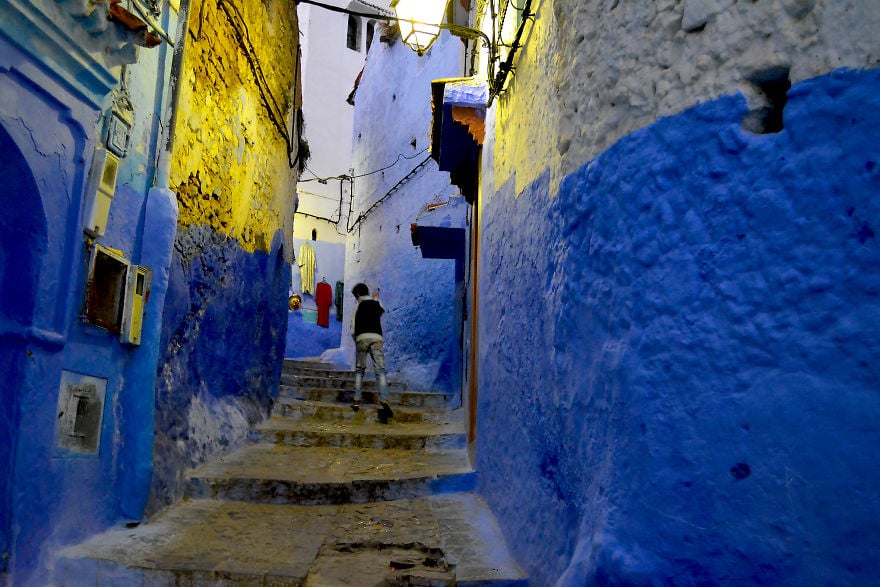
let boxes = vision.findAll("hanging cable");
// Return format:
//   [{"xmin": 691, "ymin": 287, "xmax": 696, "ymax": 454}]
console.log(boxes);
[
  {"xmin": 300, "ymin": 148, "xmax": 429, "ymax": 183},
  {"xmin": 294, "ymin": 0, "xmax": 392, "ymax": 20},
  {"xmin": 218, "ymin": 0, "xmax": 295, "ymax": 167},
  {"xmin": 347, "ymin": 156, "xmax": 433, "ymax": 233},
  {"xmin": 294, "ymin": 176, "xmax": 351, "ymax": 236}
]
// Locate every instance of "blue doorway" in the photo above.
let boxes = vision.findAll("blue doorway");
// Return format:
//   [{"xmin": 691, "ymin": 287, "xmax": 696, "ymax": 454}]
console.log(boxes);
[{"xmin": 0, "ymin": 123, "xmax": 46, "ymax": 571}]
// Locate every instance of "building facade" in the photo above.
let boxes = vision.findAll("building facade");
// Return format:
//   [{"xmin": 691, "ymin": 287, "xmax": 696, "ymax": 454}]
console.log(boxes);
[
  {"xmin": 344, "ymin": 25, "xmax": 470, "ymax": 394},
  {"xmin": 0, "ymin": 1, "xmax": 301, "ymax": 583},
  {"xmin": 352, "ymin": 0, "xmax": 880, "ymax": 583}
]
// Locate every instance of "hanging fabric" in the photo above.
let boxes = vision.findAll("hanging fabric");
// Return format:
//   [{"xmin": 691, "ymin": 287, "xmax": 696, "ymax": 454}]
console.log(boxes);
[
  {"xmin": 298, "ymin": 242, "xmax": 316, "ymax": 294},
  {"xmin": 315, "ymin": 280, "xmax": 333, "ymax": 328},
  {"xmin": 334, "ymin": 280, "xmax": 345, "ymax": 321}
]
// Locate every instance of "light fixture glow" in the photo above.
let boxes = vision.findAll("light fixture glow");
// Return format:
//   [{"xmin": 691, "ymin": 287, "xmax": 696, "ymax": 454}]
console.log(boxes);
[{"xmin": 391, "ymin": 0, "xmax": 450, "ymax": 56}]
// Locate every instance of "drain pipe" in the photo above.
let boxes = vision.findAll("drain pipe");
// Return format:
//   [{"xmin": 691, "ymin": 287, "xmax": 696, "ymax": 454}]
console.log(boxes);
[
  {"xmin": 155, "ymin": 0, "xmax": 192, "ymax": 189},
  {"xmin": 119, "ymin": 0, "xmax": 192, "ymax": 521}
]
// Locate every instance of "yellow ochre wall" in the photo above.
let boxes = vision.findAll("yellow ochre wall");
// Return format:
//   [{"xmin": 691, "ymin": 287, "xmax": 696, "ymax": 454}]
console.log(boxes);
[{"xmin": 171, "ymin": 0, "xmax": 301, "ymax": 256}]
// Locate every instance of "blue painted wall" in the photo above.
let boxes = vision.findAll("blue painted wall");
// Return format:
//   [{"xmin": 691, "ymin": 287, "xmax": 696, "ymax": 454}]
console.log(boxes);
[
  {"xmin": 0, "ymin": 4, "xmax": 184, "ymax": 582},
  {"xmin": 286, "ymin": 307, "xmax": 344, "ymax": 359},
  {"xmin": 0, "ymin": 122, "xmax": 43, "ymax": 573},
  {"xmin": 344, "ymin": 33, "xmax": 468, "ymax": 393},
  {"xmin": 149, "ymin": 226, "xmax": 288, "ymax": 510},
  {"xmin": 0, "ymin": 50, "xmax": 116, "ymax": 581},
  {"xmin": 2, "ymin": 1, "xmax": 294, "ymax": 582},
  {"xmin": 343, "ymin": 192, "xmax": 467, "ymax": 392},
  {"xmin": 477, "ymin": 68, "xmax": 880, "ymax": 584},
  {"xmin": 287, "ymin": 238, "xmax": 347, "ymax": 359}
]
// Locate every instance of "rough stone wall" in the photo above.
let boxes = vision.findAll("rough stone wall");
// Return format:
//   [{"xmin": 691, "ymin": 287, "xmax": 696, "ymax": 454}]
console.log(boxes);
[
  {"xmin": 479, "ymin": 68, "xmax": 880, "ymax": 584},
  {"xmin": 490, "ymin": 0, "xmax": 880, "ymax": 196},
  {"xmin": 150, "ymin": 0, "xmax": 301, "ymax": 511},
  {"xmin": 476, "ymin": 0, "xmax": 880, "ymax": 583},
  {"xmin": 150, "ymin": 226, "xmax": 289, "ymax": 511},
  {"xmin": 171, "ymin": 0, "xmax": 300, "ymax": 255}
]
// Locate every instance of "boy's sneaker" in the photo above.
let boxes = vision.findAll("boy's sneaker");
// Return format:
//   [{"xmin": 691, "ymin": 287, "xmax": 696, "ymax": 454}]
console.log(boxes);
[
  {"xmin": 351, "ymin": 398, "xmax": 360, "ymax": 412},
  {"xmin": 379, "ymin": 400, "xmax": 393, "ymax": 421}
]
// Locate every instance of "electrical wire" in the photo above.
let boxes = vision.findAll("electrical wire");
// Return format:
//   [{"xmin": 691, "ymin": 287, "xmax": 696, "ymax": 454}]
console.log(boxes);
[
  {"xmin": 295, "ymin": 176, "xmax": 352, "ymax": 236},
  {"xmin": 303, "ymin": 165, "xmax": 325, "ymax": 181},
  {"xmin": 295, "ymin": 0, "xmax": 392, "ymax": 20},
  {"xmin": 300, "ymin": 147, "xmax": 429, "ymax": 183},
  {"xmin": 347, "ymin": 155, "xmax": 433, "ymax": 233},
  {"xmin": 487, "ymin": 0, "xmax": 533, "ymax": 105},
  {"xmin": 218, "ymin": 0, "xmax": 295, "ymax": 167},
  {"xmin": 297, "ymin": 188, "xmax": 341, "ymax": 201}
]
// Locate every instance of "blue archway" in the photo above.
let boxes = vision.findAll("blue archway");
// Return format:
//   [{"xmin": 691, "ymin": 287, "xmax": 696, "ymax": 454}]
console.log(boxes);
[{"xmin": 0, "ymin": 122, "xmax": 46, "ymax": 571}]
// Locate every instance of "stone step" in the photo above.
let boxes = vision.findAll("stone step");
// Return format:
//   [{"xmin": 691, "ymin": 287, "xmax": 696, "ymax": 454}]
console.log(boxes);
[
  {"xmin": 282, "ymin": 361, "xmax": 353, "ymax": 376},
  {"xmin": 273, "ymin": 397, "xmax": 461, "ymax": 424},
  {"xmin": 250, "ymin": 417, "xmax": 467, "ymax": 451},
  {"xmin": 281, "ymin": 385, "xmax": 451, "ymax": 409},
  {"xmin": 185, "ymin": 445, "xmax": 475, "ymax": 505},
  {"xmin": 280, "ymin": 372, "xmax": 407, "ymax": 391},
  {"xmin": 283, "ymin": 358, "xmax": 349, "ymax": 372},
  {"xmin": 55, "ymin": 493, "xmax": 528, "ymax": 586}
]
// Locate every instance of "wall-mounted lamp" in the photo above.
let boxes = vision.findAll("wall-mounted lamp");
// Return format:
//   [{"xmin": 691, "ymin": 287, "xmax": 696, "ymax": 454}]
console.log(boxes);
[
  {"xmin": 297, "ymin": 0, "xmax": 531, "ymax": 104},
  {"xmin": 390, "ymin": 0, "xmax": 447, "ymax": 56},
  {"xmin": 390, "ymin": 0, "xmax": 532, "ymax": 105}
]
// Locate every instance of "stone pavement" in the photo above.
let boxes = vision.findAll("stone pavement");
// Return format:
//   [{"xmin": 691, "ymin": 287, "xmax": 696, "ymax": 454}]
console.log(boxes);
[{"xmin": 55, "ymin": 360, "xmax": 527, "ymax": 585}]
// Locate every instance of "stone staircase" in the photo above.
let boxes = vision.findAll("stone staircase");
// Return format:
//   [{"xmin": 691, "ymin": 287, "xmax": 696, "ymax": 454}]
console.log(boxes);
[{"xmin": 56, "ymin": 359, "xmax": 527, "ymax": 586}]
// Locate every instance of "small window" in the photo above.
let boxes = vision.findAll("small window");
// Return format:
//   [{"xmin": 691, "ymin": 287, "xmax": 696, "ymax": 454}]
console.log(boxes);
[
  {"xmin": 311, "ymin": 228, "xmax": 317, "ymax": 241},
  {"xmin": 84, "ymin": 245, "xmax": 128, "ymax": 333},
  {"xmin": 366, "ymin": 20, "xmax": 376, "ymax": 53},
  {"xmin": 347, "ymin": 15, "xmax": 361, "ymax": 51}
]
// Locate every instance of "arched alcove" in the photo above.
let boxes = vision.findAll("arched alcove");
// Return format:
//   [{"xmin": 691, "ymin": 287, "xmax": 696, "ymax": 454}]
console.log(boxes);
[
  {"xmin": 0, "ymin": 121, "xmax": 46, "ymax": 571},
  {"xmin": 0, "ymin": 124, "xmax": 47, "ymax": 327}
]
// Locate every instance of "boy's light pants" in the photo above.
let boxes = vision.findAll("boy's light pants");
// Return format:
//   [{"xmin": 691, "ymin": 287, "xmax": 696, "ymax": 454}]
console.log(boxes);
[{"xmin": 354, "ymin": 339, "xmax": 388, "ymax": 402}]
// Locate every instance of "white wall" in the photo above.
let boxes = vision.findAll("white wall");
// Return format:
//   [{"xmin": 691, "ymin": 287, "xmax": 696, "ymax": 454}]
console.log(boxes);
[
  {"xmin": 340, "ymin": 31, "xmax": 469, "ymax": 390},
  {"xmin": 296, "ymin": 1, "xmax": 390, "ymax": 242}
]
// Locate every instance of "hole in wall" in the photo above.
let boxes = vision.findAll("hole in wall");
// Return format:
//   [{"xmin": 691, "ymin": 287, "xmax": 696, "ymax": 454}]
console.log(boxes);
[
  {"xmin": 730, "ymin": 462, "xmax": 751, "ymax": 481},
  {"xmin": 742, "ymin": 67, "xmax": 791, "ymax": 134}
]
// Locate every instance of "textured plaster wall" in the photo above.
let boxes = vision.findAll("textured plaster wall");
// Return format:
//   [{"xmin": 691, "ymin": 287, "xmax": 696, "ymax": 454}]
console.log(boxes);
[
  {"xmin": 476, "ymin": 2, "xmax": 880, "ymax": 582},
  {"xmin": 149, "ymin": 0, "xmax": 301, "ymax": 510},
  {"xmin": 478, "ymin": 64, "xmax": 880, "ymax": 584},
  {"xmin": 343, "ymin": 33, "xmax": 468, "ymax": 391},
  {"xmin": 150, "ymin": 226, "xmax": 289, "ymax": 511},
  {"xmin": 489, "ymin": 0, "xmax": 880, "ymax": 196},
  {"xmin": 171, "ymin": 0, "xmax": 300, "ymax": 256},
  {"xmin": 0, "ymin": 2, "xmax": 181, "ymax": 581}
]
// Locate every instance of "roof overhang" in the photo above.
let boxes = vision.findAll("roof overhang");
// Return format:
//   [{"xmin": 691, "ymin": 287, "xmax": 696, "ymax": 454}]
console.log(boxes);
[{"xmin": 430, "ymin": 77, "xmax": 488, "ymax": 203}]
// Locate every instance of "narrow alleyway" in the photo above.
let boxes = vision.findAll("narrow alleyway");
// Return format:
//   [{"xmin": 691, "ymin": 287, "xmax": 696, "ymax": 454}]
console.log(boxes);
[{"xmin": 55, "ymin": 360, "xmax": 526, "ymax": 585}]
